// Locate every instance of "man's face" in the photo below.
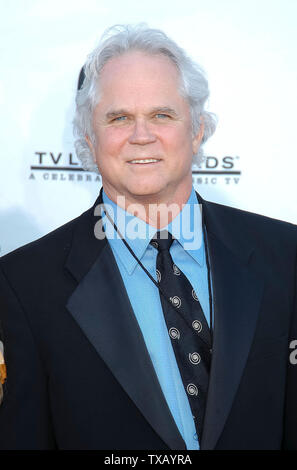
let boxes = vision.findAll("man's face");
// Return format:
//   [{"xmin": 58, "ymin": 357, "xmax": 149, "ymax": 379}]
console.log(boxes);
[{"xmin": 87, "ymin": 51, "xmax": 203, "ymax": 207}]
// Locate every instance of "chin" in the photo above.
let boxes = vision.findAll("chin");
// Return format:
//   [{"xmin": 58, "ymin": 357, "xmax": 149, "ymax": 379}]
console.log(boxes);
[{"xmin": 127, "ymin": 183, "xmax": 166, "ymax": 198}]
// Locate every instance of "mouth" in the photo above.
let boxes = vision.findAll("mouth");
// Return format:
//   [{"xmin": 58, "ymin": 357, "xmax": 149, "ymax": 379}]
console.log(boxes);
[{"xmin": 128, "ymin": 158, "xmax": 161, "ymax": 165}]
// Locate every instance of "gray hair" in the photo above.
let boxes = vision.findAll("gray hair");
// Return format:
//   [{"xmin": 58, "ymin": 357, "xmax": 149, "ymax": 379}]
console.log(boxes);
[{"xmin": 73, "ymin": 24, "xmax": 217, "ymax": 173}]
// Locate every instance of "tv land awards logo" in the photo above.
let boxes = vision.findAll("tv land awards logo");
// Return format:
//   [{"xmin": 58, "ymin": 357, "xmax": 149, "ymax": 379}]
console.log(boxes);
[
  {"xmin": 29, "ymin": 151, "xmax": 102, "ymax": 184},
  {"xmin": 28, "ymin": 151, "xmax": 241, "ymax": 185},
  {"xmin": 192, "ymin": 155, "xmax": 241, "ymax": 186}
]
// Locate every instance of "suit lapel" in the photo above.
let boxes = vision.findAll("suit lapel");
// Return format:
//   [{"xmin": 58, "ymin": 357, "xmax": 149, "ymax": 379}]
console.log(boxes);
[
  {"xmin": 65, "ymin": 190, "xmax": 186, "ymax": 450},
  {"xmin": 199, "ymin": 196, "xmax": 264, "ymax": 449}
]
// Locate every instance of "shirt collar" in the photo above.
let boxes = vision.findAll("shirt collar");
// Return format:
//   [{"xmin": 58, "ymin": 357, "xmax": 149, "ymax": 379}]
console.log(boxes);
[{"xmin": 102, "ymin": 187, "xmax": 204, "ymax": 275}]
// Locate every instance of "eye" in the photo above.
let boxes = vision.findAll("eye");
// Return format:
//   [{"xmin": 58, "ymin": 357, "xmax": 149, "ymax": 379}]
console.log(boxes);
[
  {"xmin": 155, "ymin": 113, "xmax": 170, "ymax": 119},
  {"xmin": 113, "ymin": 116, "xmax": 127, "ymax": 122}
]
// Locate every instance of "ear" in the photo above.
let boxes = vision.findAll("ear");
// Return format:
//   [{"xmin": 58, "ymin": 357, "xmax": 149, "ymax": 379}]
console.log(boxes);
[{"xmin": 192, "ymin": 119, "xmax": 204, "ymax": 155}]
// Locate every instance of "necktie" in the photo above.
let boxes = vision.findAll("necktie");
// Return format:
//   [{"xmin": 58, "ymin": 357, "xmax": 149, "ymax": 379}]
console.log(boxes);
[{"xmin": 150, "ymin": 230, "xmax": 212, "ymax": 442}]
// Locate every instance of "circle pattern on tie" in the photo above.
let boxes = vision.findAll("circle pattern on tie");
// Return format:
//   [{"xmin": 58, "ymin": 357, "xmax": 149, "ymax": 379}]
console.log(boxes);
[
  {"xmin": 192, "ymin": 289, "xmax": 198, "ymax": 301},
  {"xmin": 192, "ymin": 320, "xmax": 202, "ymax": 333},
  {"xmin": 169, "ymin": 327, "xmax": 180, "ymax": 339},
  {"xmin": 156, "ymin": 269, "xmax": 161, "ymax": 282},
  {"xmin": 151, "ymin": 241, "xmax": 159, "ymax": 249},
  {"xmin": 187, "ymin": 384, "xmax": 198, "ymax": 396},
  {"xmin": 170, "ymin": 296, "xmax": 181, "ymax": 308},
  {"xmin": 189, "ymin": 352, "xmax": 201, "ymax": 364},
  {"xmin": 172, "ymin": 264, "xmax": 181, "ymax": 276}
]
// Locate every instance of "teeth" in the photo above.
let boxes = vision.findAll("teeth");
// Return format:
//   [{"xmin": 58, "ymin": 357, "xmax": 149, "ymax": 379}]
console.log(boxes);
[{"xmin": 129, "ymin": 159, "xmax": 159, "ymax": 164}]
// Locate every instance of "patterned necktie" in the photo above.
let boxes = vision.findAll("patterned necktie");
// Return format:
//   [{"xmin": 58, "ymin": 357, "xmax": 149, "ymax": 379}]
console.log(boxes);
[{"xmin": 150, "ymin": 230, "xmax": 212, "ymax": 442}]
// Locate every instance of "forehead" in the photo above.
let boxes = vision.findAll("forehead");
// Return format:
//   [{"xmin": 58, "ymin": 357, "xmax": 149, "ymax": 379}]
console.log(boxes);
[
  {"xmin": 100, "ymin": 50, "xmax": 179, "ymax": 75},
  {"xmin": 97, "ymin": 51, "xmax": 184, "ymax": 107}
]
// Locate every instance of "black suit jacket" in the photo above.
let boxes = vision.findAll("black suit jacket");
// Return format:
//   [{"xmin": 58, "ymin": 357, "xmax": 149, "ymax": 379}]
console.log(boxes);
[{"xmin": 0, "ymin": 190, "xmax": 296, "ymax": 450}]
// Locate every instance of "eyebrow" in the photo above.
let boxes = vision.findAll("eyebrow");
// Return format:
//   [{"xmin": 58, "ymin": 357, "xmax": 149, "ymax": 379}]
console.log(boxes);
[
  {"xmin": 150, "ymin": 106, "xmax": 178, "ymax": 117},
  {"xmin": 105, "ymin": 106, "xmax": 179, "ymax": 121},
  {"xmin": 105, "ymin": 109, "xmax": 130, "ymax": 120}
]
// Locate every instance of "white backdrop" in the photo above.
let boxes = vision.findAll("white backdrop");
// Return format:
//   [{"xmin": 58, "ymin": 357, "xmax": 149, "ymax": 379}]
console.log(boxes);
[{"xmin": 0, "ymin": 0, "xmax": 296, "ymax": 256}]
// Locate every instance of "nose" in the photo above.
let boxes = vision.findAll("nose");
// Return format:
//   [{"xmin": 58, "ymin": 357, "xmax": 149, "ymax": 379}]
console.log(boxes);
[{"xmin": 128, "ymin": 119, "xmax": 157, "ymax": 145}]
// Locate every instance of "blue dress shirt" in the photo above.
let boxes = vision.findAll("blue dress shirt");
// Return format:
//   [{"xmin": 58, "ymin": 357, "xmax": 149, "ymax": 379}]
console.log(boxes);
[{"xmin": 102, "ymin": 187, "xmax": 210, "ymax": 450}]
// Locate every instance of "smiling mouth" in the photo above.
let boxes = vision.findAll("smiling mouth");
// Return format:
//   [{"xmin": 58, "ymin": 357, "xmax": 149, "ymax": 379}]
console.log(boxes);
[{"xmin": 128, "ymin": 158, "xmax": 161, "ymax": 164}]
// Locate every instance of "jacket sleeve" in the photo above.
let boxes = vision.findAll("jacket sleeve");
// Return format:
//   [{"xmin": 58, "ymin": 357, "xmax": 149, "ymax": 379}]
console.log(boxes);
[
  {"xmin": 0, "ymin": 266, "xmax": 56, "ymax": 449},
  {"xmin": 283, "ymin": 243, "xmax": 297, "ymax": 449}
]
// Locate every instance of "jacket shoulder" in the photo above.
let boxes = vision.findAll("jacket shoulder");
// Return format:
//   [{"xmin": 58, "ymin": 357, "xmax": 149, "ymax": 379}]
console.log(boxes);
[
  {"xmin": 203, "ymin": 199, "xmax": 297, "ymax": 264},
  {"xmin": 0, "ymin": 206, "xmax": 94, "ymax": 272},
  {"xmin": 205, "ymin": 199, "xmax": 297, "ymax": 235}
]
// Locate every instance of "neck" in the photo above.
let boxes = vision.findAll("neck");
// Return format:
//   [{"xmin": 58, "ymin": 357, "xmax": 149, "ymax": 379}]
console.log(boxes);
[{"xmin": 103, "ymin": 185, "xmax": 192, "ymax": 229}]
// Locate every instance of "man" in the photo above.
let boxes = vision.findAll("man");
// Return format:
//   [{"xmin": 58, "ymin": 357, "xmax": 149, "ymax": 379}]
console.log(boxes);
[{"xmin": 0, "ymin": 24, "xmax": 296, "ymax": 450}]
